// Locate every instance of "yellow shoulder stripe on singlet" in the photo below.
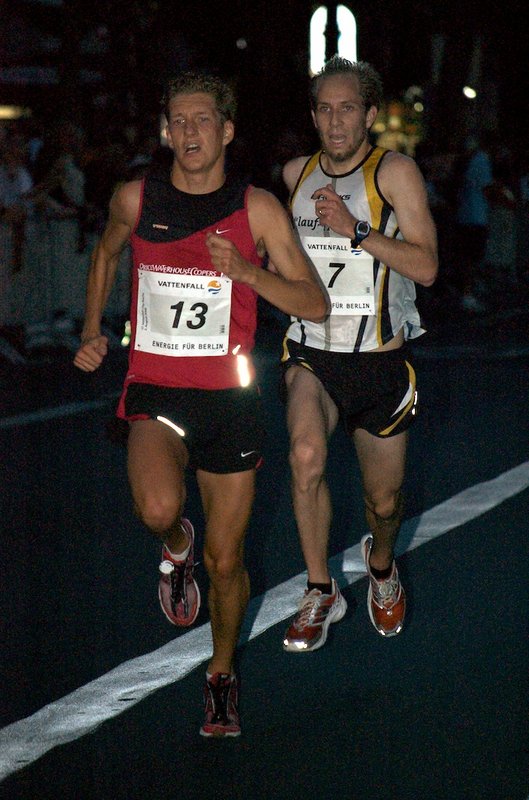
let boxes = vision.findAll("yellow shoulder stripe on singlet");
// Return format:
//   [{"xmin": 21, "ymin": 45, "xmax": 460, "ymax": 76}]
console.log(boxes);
[
  {"xmin": 362, "ymin": 146, "xmax": 386, "ymax": 228},
  {"xmin": 289, "ymin": 152, "xmax": 322, "ymax": 209},
  {"xmin": 361, "ymin": 147, "xmax": 390, "ymax": 347}
]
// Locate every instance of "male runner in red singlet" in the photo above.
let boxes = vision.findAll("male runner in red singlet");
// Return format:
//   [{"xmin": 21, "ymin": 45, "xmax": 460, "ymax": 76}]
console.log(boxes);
[{"xmin": 74, "ymin": 71, "xmax": 327, "ymax": 737}]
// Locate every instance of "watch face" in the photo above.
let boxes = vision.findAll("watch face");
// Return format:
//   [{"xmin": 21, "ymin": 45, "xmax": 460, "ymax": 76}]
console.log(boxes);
[{"xmin": 356, "ymin": 221, "xmax": 370, "ymax": 238}]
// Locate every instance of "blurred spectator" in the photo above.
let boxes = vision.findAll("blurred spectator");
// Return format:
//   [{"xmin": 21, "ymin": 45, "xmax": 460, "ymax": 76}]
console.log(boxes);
[
  {"xmin": 453, "ymin": 133, "xmax": 494, "ymax": 312},
  {"xmin": 411, "ymin": 142, "xmax": 459, "ymax": 319},
  {"xmin": 415, "ymin": 143, "xmax": 457, "ymax": 260},
  {"xmin": 126, "ymin": 130, "xmax": 161, "ymax": 180},
  {"xmin": 0, "ymin": 134, "xmax": 33, "ymax": 338},
  {"xmin": 26, "ymin": 121, "xmax": 89, "ymax": 349},
  {"xmin": 481, "ymin": 144, "xmax": 518, "ymax": 302},
  {"xmin": 31, "ymin": 120, "xmax": 86, "ymax": 226},
  {"xmin": 17, "ymin": 115, "xmax": 45, "ymax": 169}
]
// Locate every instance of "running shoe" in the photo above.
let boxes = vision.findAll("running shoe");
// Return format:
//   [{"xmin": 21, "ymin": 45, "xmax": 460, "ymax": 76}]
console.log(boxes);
[
  {"xmin": 158, "ymin": 518, "xmax": 200, "ymax": 627},
  {"xmin": 361, "ymin": 534, "xmax": 406, "ymax": 637},
  {"xmin": 200, "ymin": 672, "xmax": 241, "ymax": 738},
  {"xmin": 283, "ymin": 578, "xmax": 347, "ymax": 652}
]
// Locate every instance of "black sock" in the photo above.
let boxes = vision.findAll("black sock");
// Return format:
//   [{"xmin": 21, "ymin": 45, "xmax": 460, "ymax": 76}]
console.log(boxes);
[
  {"xmin": 370, "ymin": 564, "xmax": 393, "ymax": 580},
  {"xmin": 307, "ymin": 581, "xmax": 333, "ymax": 595}
]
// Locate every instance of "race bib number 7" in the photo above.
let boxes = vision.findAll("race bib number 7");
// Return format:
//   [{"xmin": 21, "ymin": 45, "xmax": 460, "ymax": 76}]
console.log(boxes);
[
  {"xmin": 135, "ymin": 269, "xmax": 232, "ymax": 356},
  {"xmin": 304, "ymin": 236, "xmax": 375, "ymax": 315}
]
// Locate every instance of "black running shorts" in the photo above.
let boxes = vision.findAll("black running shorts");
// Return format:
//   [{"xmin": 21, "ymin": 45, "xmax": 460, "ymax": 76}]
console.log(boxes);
[
  {"xmin": 123, "ymin": 382, "xmax": 265, "ymax": 473},
  {"xmin": 281, "ymin": 339, "xmax": 417, "ymax": 438}
]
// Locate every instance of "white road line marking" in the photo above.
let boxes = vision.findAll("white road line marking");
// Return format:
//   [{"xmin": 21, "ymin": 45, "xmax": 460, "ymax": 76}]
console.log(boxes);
[{"xmin": 1, "ymin": 460, "xmax": 528, "ymax": 781}]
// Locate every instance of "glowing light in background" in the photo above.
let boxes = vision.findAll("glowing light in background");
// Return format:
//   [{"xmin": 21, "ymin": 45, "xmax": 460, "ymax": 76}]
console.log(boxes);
[
  {"xmin": 121, "ymin": 320, "xmax": 131, "ymax": 347},
  {"xmin": 0, "ymin": 106, "xmax": 30, "ymax": 119},
  {"xmin": 310, "ymin": 5, "xmax": 357, "ymax": 76}
]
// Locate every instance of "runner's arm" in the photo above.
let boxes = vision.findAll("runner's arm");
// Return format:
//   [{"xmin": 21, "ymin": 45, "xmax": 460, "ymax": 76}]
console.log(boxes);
[
  {"xmin": 74, "ymin": 181, "xmax": 140, "ymax": 372},
  {"xmin": 206, "ymin": 187, "xmax": 328, "ymax": 322},
  {"xmin": 362, "ymin": 153, "xmax": 438, "ymax": 286}
]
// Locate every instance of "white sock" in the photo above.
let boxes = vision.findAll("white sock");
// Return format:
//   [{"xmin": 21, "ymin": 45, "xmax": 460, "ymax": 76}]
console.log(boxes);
[
  {"xmin": 165, "ymin": 524, "xmax": 190, "ymax": 561},
  {"xmin": 206, "ymin": 671, "xmax": 233, "ymax": 680}
]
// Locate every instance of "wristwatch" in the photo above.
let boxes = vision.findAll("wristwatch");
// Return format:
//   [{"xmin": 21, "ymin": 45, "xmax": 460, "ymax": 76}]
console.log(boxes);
[{"xmin": 351, "ymin": 220, "xmax": 371, "ymax": 249}]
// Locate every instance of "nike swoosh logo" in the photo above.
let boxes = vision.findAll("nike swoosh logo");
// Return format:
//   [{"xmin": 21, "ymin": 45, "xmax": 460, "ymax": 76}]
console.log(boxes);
[
  {"xmin": 216, "ymin": 228, "xmax": 231, "ymax": 235},
  {"xmin": 241, "ymin": 450, "xmax": 257, "ymax": 458}
]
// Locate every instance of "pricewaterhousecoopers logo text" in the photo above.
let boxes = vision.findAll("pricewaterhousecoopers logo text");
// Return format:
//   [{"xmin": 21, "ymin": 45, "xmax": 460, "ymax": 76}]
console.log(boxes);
[{"xmin": 139, "ymin": 264, "xmax": 217, "ymax": 276}]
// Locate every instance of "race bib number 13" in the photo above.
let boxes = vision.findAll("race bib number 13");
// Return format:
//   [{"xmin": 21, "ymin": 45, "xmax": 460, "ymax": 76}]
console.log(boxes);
[{"xmin": 135, "ymin": 270, "xmax": 232, "ymax": 356}]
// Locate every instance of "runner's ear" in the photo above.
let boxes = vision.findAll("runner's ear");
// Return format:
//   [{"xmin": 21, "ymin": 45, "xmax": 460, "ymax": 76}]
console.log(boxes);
[
  {"xmin": 366, "ymin": 105, "xmax": 378, "ymax": 129},
  {"xmin": 223, "ymin": 121, "xmax": 234, "ymax": 145}
]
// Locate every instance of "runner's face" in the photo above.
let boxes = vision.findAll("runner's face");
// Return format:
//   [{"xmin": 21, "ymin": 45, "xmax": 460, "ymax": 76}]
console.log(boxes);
[
  {"xmin": 165, "ymin": 92, "xmax": 233, "ymax": 173},
  {"xmin": 312, "ymin": 75, "xmax": 374, "ymax": 167}
]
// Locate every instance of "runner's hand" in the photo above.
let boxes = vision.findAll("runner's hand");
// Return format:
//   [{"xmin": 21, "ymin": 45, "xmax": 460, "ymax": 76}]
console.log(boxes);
[
  {"xmin": 73, "ymin": 335, "xmax": 108, "ymax": 372},
  {"xmin": 312, "ymin": 184, "xmax": 357, "ymax": 237},
  {"xmin": 205, "ymin": 233, "xmax": 255, "ymax": 284}
]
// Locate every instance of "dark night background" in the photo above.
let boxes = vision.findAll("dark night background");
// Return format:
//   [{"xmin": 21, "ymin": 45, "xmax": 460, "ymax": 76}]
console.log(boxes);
[
  {"xmin": 1, "ymin": 0, "xmax": 528, "ymax": 186},
  {"xmin": 1, "ymin": 5, "xmax": 529, "ymax": 798}
]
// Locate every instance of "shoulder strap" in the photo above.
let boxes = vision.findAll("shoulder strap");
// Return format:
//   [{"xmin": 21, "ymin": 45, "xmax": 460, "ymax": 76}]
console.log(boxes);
[{"xmin": 289, "ymin": 151, "xmax": 322, "ymax": 208}]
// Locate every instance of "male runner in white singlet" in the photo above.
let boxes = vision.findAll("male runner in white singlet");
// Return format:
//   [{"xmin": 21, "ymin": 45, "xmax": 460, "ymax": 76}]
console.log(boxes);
[{"xmin": 279, "ymin": 57, "xmax": 438, "ymax": 652}]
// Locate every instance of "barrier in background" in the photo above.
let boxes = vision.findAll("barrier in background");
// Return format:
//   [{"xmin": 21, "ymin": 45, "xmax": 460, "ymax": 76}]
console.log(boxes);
[{"xmin": 0, "ymin": 213, "xmax": 131, "ymax": 355}]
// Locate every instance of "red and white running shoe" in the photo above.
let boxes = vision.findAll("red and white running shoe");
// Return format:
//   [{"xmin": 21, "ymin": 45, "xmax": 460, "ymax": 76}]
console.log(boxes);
[{"xmin": 158, "ymin": 518, "xmax": 200, "ymax": 627}]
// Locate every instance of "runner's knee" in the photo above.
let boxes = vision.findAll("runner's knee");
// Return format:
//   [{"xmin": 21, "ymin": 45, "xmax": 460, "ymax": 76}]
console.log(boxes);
[
  {"xmin": 134, "ymin": 492, "xmax": 182, "ymax": 534},
  {"xmin": 203, "ymin": 546, "xmax": 244, "ymax": 584},
  {"xmin": 289, "ymin": 434, "xmax": 326, "ymax": 488},
  {"xmin": 364, "ymin": 490, "xmax": 404, "ymax": 531}
]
